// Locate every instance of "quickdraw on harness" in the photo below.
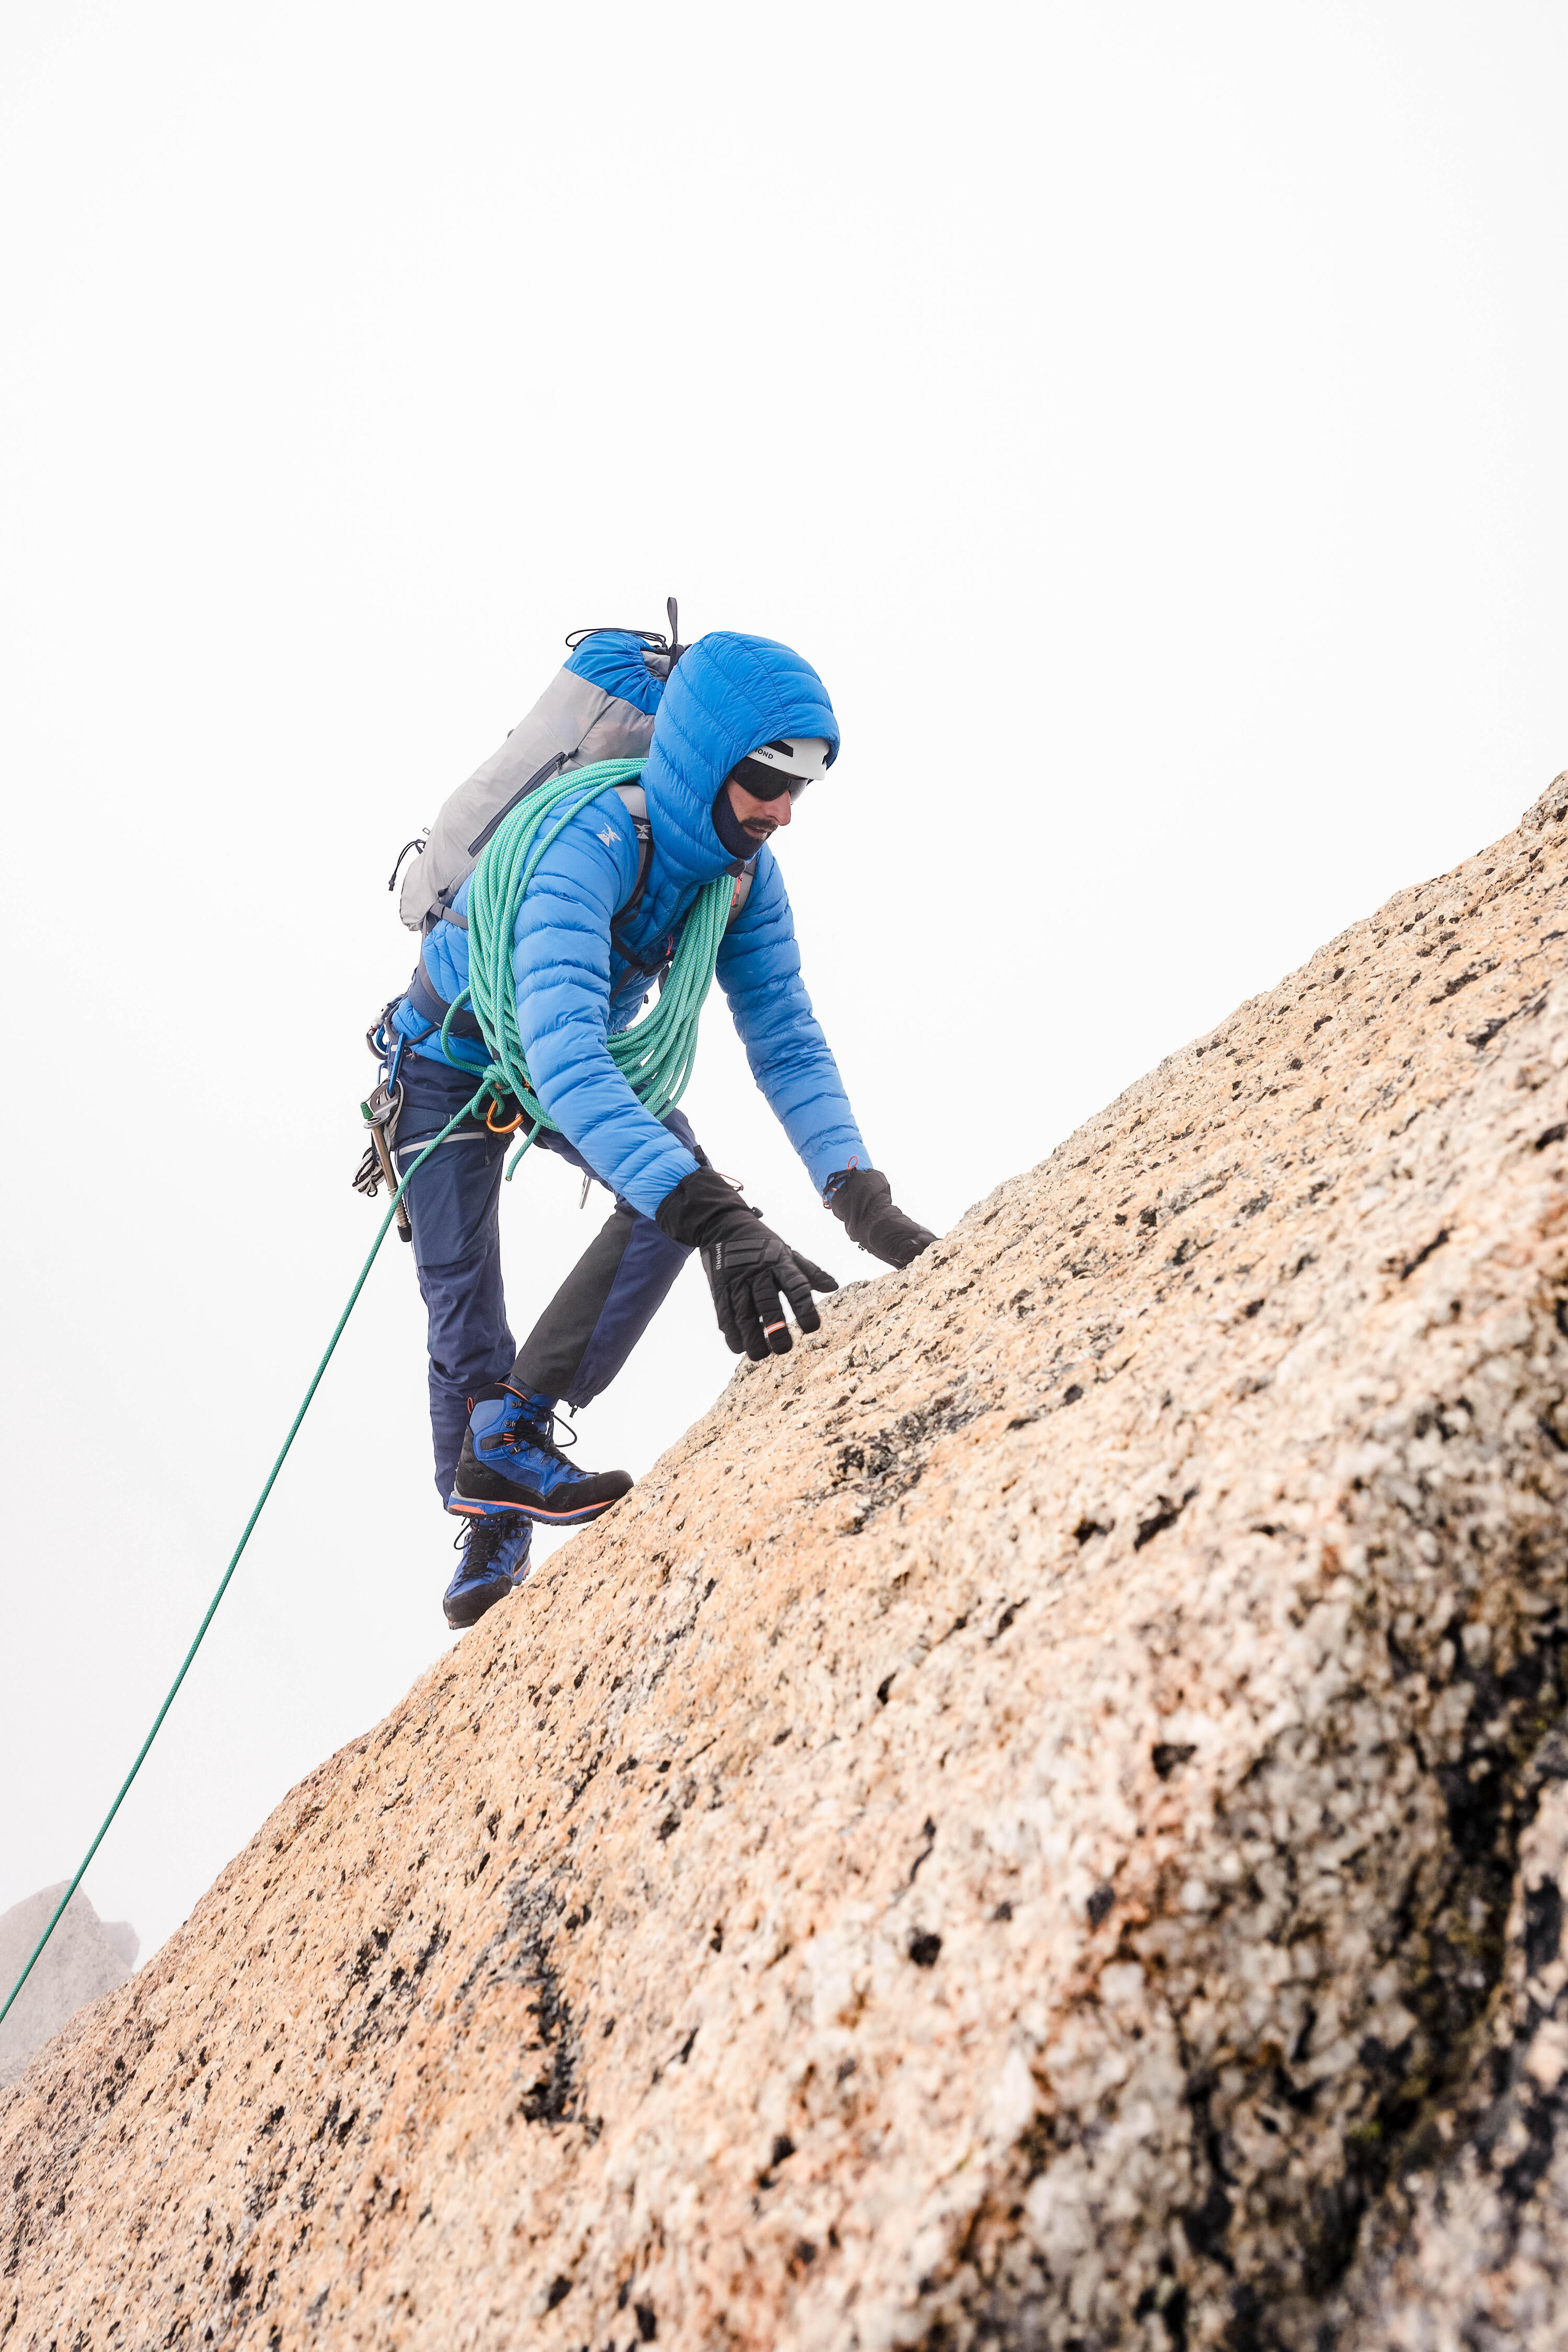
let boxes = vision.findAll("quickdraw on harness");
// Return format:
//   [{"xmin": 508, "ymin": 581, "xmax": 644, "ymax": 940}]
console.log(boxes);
[{"xmin": 353, "ymin": 1007, "xmax": 413, "ymax": 1241}]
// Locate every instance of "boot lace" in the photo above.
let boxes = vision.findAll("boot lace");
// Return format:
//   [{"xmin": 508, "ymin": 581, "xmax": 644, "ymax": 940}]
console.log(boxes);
[{"xmin": 510, "ymin": 1395, "xmax": 579, "ymax": 1455}]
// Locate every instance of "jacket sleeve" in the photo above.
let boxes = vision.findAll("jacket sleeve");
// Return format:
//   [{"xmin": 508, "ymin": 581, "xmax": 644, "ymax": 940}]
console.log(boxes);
[
  {"xmin": 513, "ymin": 801, "xmax": 702, "ymax": 1217},
  {"xmin": 715, "ymin": 848, "xmax": 870, "ymax": 1192}
]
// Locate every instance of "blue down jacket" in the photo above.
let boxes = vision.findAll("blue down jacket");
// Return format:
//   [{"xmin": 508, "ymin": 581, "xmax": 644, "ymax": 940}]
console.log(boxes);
[{"xmin": 391, "ymin": 631, "xmax": 869, "ymax": 1219}]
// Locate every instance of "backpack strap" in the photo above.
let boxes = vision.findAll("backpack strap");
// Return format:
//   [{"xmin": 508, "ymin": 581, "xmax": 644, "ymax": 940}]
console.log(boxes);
[
  {"xmin": 609, "ymin": 785, "xmax": 661, "ymax": 973},
  {"xmin": 405, "ymin": 953, "xmax": 486, "ymax": 1041}
]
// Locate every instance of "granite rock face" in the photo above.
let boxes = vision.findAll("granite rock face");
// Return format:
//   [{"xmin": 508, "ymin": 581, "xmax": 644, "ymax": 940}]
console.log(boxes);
[
  {"xmin": 7, "ymin": 782, "xmax": 1568, "ymax": 2349},
  {"xmin": 0, "ymin": 1886, "xmax": 138, "ymax": 2091}
]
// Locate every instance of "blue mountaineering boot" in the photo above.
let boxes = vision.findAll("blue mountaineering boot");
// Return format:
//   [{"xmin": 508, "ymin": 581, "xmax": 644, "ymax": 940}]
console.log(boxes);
[
  {"xmin": 449, "ymin": 1385, "xmax": 634, "ymax": 1526},
  {"xmin": 443, "ymin": 1513, "xmax": 534, "ymax": 1630}
]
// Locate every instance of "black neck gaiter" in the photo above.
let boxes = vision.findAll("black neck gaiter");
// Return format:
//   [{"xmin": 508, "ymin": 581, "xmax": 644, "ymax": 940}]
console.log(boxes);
[{"xmin": 710, "ymin": 785, "xmax": 762, "ymax": 869}]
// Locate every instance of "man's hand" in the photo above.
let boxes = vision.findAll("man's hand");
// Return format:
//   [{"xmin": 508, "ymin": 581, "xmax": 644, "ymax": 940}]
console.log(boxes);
[
  {"xmin": 658, "ymin": 1168, "xmax": 839, "ymax": 1359},
  {"xmin": 827, "ymin": 1169, "xmax": 936, "ymax": 1269}
]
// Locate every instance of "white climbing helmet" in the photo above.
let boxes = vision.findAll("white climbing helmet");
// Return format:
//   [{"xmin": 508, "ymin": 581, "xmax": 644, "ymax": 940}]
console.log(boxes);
[{"xmin": 743, "ymin": 736, "xmax": 832, "ymax": 786}]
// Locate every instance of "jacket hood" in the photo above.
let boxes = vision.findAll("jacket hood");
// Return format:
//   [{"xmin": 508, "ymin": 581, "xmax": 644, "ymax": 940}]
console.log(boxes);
[{"xmin": 641, "ymin": 632, "xmax": 840, "ymax": 886}]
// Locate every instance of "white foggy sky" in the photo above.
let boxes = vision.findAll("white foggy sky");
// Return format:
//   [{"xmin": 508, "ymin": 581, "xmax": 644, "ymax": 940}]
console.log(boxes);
[{"xmin": 1, "ymin": 3, "xmax": 1564, "ymax": 1964}]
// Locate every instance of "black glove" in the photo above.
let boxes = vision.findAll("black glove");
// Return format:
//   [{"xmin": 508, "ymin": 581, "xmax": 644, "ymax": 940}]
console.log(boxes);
[
  {"xmin": 828, "ymin": 1168, "xmax": 936, "ymax": 1269},
  {"xmin": 658, "ymin": 1167, "xmax": 839, "ymax": 1360}
]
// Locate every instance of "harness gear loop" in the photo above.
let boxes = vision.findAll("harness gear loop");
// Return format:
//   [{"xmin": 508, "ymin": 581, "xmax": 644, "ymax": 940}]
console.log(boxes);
[{"xmin": 354, "ymin": 1079, "xmax": 412, "ymax": 1242}]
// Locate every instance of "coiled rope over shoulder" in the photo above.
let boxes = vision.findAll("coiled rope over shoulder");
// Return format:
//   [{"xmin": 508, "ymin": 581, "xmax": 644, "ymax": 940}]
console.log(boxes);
[{"xmin": 445, "ymin": 757, "xmax": 736, "ymax": 1174}]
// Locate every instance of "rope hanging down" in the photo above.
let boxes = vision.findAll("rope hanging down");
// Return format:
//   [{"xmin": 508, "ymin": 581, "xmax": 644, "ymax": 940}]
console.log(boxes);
[
  {"xmin": 0, "ymin": 1090, "xmax": 492, "ymax": 2034},
  {"xmin": 1, "ymin": 759, "xmax": 732, "ymax": 2033}
]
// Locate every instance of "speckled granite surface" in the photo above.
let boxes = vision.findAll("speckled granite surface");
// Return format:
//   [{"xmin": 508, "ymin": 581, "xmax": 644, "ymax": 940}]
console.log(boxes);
[{"xmin": 8, "ymin": 778, "xmax": 1568, "ymax": 2350}]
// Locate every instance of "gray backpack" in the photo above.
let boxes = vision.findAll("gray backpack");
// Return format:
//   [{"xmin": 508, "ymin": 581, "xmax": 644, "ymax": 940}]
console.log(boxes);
[{"xmin": 390, "ymin": 617, "xmax": 681, "ymax": 935}]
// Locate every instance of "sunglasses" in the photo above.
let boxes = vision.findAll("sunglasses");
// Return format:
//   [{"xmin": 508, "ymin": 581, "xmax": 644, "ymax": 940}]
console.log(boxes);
[{"xmin": 725, "ymin": 753, "xmax": 812, "ymax": 804}]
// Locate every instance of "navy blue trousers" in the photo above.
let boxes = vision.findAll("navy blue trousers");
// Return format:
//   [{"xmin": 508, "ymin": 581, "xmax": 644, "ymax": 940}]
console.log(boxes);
[{"xmin": 394, "ymin": 1054, "xmax": 697, "ymax": 1502}]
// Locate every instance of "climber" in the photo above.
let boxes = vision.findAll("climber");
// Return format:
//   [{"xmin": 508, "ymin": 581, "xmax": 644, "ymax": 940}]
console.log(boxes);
[{"xmin": 373, "ymin": 628, "xmax": 937, "ymax": 1630}]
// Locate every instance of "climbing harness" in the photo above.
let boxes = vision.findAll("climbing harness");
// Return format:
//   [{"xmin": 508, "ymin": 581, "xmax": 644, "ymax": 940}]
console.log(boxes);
[{"xmin": 1, "ymin": 753, "xmax": 735, "ymax": 2035}]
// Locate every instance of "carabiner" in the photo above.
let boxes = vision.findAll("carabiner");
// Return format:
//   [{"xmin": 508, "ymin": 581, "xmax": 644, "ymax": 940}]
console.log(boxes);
[{"xmin": 486, "ymin": 1097, "xmax": 525, "ymax": 1135}]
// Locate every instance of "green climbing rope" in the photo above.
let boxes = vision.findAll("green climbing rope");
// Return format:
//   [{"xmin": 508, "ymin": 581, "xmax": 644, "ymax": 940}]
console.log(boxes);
[
  {"xmin": 1, "ymin": 757, "xmax": 734, "ymax": 2035},
  {"xmin": 447, "ymin": 757, "xmax": 736, "ymax": 1175},
  {"xmin": 0, "ymin": 1084, "xmax": 493, "ymax": 2037}
]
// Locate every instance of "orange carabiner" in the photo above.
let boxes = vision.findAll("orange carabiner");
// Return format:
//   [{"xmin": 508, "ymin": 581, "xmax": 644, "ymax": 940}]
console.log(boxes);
[{"xmin": 486, "ymin": 1098, "xmax": 525, "ymax": 1134}]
